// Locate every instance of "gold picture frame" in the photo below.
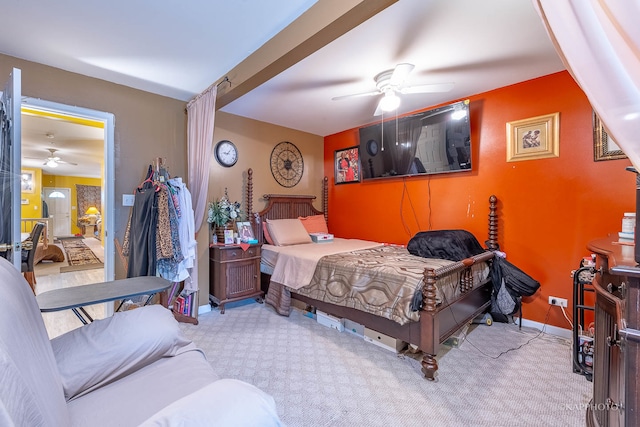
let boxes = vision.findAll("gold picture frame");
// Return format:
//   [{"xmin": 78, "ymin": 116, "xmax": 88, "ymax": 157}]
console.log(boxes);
[
  {"xmin": 506, "ymin": 112, "xmax": 560, "ymax": 162},
  {"xmin": 593, "ymin": 113, "xmax": 626, "ymax": 161}
]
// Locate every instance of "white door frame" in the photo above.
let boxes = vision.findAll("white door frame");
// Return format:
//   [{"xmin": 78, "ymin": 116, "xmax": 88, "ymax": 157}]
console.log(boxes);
[{"xmin": 22, "ymin": 98, "xmax": 115, "ymax": 283}]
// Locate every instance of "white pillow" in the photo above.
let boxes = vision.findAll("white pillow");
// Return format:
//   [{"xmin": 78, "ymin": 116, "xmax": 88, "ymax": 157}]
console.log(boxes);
[
  {"xmin": 51, "ymin": 305, "xmax": 195, "ymax": 401},
  {"xmin": 139, "ymin": 379, "xmax": 283, "ymax": 427},
  {"xmin": 266, "ymin": 218, "xmax": 312, "ymax": 246}
]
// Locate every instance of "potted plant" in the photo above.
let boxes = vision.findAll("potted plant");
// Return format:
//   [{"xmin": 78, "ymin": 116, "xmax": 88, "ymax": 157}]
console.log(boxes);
[{"xmin": 207, "ymin": 188, "xmax": 242, "ymax": 243}]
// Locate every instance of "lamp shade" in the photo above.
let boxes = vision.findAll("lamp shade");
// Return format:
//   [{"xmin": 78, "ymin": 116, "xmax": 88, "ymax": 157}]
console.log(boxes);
[{"xmin": 85, "ymin": 206, "xmax": 100, "ymax": 215}]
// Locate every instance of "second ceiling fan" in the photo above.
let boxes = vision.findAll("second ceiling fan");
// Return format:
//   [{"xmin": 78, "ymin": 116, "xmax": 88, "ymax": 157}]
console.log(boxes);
[
  {"xmin": 332, "ymin": 63, "xmax": 454, "ymax": 116},
  {"xmin": 42, "ymin": 148, "xmax": 78, "ymax": 168}
]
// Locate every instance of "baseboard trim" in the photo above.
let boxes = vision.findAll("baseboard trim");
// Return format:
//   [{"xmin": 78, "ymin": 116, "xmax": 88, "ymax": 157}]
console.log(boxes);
[
  {"xmin": 198, "ymin": 304, "xmax": 211, "ymax": 315},
  {"xmin": 513, "ymin": 317, "xmax": 572, "ymax": 340}
]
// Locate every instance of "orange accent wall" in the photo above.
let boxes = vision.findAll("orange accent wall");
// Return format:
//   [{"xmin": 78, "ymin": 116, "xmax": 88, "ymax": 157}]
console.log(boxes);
[{"xmin": 324, "ymin": 71, "xmax": 634, "ymax": 329}]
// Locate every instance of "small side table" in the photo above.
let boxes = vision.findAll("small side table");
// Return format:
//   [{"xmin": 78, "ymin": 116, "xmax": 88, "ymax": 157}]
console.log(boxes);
[{"xmin": 209, "ymin": 244, "xmax": 263, "ymax": 314}]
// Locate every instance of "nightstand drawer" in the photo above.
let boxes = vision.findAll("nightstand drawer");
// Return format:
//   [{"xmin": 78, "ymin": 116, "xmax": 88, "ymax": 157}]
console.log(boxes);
[{"xmin": 211, "ymin": 246, "xmax": 260, "ymax": 262}]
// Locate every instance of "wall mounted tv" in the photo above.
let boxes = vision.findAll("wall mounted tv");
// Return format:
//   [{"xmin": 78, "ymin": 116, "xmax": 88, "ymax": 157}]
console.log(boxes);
[{"xmin": 359, "ymin": 100, "xmax": 471, "ymax": 181}]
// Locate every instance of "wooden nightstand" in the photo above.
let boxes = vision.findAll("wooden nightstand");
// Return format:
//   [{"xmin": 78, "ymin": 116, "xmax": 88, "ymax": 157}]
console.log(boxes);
[{"xmin": 209, "ymin": 244, "xmax": 263, "ymax": 314}]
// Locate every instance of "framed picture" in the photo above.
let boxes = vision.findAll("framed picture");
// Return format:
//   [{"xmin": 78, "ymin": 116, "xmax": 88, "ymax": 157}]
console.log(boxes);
[
  {"xmin": 21, "ymin": 170, "xmax": 34, "ymax": 193},
  {"xmin": 506, "ymin": 112, "xmax": 560, "ymax": 162},
  {"xmin": 236, "ymin": 221, "xmax": 255, "ymax": 242},
  {"xmin": 334, "ymin": 146, "xmax": 361, "ymax": 184},
  {"xmin": 223, "ymin": 229, "xmax": 235, "ymax": 245},
  {"xmin": 594, "ymin": 113, "xmax": 626, "ymax": 161}
]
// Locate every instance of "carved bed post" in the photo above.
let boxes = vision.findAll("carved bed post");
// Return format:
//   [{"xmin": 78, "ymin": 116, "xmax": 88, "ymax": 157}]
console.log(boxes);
[
  {"xmin": 247, "ymin": 168, "xmax": 253, "ymax": 218},
  {"xmin": 322, "ymin": 176, "xmax": 328, "ymax": 223},
  {"xmin": 487, "ymin": 194, "xmax": 498, "ymax": 250},
  {"xmin": 247, "ymin": 168, "xmax": 256, "ymax": 239},
  {"xmin": 421, "ymin": 268, "xmax": 438, "ymax": 381}
]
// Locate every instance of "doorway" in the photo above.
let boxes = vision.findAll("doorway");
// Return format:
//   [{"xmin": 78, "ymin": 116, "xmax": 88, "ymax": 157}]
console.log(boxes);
[{"xmin": 21, "ymin": 99, "xmax": 115, "ymax": 283}]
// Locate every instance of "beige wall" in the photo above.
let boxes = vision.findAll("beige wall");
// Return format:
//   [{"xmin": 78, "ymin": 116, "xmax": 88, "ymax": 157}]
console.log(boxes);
[
  {"xmin": 197, "ymin": 111, "xmax": 324, "ymax": 306},
  {"xmin": 2, "ymin": 54, "xmax": 325, "ymax": 310},
  {"xmin": 0, "ymin": 53, "xmax": 187, "ymax": 278}
]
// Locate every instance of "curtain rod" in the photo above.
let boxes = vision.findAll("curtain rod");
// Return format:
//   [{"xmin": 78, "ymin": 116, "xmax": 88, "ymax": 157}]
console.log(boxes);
[{"xmin": 186, "ymin": 76, "xmax": 231, "ymax": 109}]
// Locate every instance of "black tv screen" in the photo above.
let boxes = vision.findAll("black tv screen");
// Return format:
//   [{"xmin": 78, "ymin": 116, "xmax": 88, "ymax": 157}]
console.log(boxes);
[{"xmin": 359, "ymin": 100, "xmax": 471, "ymax": 180}]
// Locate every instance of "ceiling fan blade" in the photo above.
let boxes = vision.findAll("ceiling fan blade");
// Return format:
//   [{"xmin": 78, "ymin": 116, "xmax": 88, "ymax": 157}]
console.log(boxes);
[
  {"xmin": 400, "ymin": 82, "xmax": 455, "ymax": 94},
  {"xmin": 373, "ymin": 103, "xmax": 383, "ymax": 117},
  {"xmin": 389, "ymin": 63, "xmax": 414, "ymax": 86},
  {"xmin": 331, "ymin": 90, "xmax": 381, "ymax": 101},
  {"xmin": 58, "ymin": 160, "xmax": 78, "ymax": 166}
]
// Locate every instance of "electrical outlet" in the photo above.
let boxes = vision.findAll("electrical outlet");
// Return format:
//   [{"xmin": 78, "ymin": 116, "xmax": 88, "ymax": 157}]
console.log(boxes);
[{"xmin": 548, "ymin": 296, "xmax": 568, "ymax": 307}]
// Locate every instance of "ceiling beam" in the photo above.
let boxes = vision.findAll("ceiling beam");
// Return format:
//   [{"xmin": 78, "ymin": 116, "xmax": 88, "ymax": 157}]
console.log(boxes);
[{"xmin": 214, "ymin": 0, "xmax": 398, "ymax": 109}]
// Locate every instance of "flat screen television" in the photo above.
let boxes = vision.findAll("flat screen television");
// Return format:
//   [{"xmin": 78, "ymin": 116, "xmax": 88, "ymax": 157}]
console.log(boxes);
[{"xmin": 359, "ymin": 100, "xmax": 471, "ymax": 181}]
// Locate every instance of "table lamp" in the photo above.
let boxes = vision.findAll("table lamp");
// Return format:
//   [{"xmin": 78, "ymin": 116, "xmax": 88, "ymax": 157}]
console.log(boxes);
[{"xmin": 85, "ymin": 206, "xmax": 100, "ymax": 219}]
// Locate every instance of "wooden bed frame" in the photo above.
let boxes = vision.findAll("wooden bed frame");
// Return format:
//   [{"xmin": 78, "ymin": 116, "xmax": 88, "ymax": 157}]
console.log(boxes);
[{"xmin": 246, "ymin": 168, "xmax": 498, "ymax": 380}]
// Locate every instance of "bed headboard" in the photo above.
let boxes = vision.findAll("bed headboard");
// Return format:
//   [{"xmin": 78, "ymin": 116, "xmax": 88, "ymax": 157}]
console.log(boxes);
[
  {"xmin": 246, "ymin": 168, "xmax": 329, "ymax": 244},
  {"xmin": 246, "ymin": 168, "xmax": 499, "ymax": 249}
]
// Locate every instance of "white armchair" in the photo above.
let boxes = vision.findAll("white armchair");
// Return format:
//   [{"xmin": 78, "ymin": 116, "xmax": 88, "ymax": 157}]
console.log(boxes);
[{"xmin": 0, "ymin": 257, "xmax": 283, "ymax": 426}]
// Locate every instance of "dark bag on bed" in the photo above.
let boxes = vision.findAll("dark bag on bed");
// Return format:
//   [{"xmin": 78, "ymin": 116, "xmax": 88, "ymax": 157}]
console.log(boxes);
[
  {"xmin": 407, "ymin": 229, "xmax": 486, "ymax": 261},
  {"xmin": 490, "ymin": 256, "xmax": 540, "ymax": 320}
]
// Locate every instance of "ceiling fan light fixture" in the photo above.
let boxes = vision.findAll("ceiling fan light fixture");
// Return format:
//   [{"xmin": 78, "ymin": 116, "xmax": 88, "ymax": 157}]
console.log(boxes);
[
  {"xmin": 379, "ymin": 91, "xmax": 401, "ymax": 112},
  {"xmin": 46, "ymin": 159, "xmax": 58, "ymax": 168}
]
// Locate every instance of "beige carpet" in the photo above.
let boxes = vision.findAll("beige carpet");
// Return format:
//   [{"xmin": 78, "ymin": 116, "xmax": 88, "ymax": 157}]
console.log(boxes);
[{"xmin": 180, "ymin": 302, "xmax": 591, "ymax": 427}]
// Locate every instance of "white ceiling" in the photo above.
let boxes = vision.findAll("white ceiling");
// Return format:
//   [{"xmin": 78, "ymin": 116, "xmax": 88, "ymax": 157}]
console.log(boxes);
[
  {"xmin": 20, "ymin": 114, "xmax": 104, "ymax": 178},
  {"xmin": 2, "ymin": 0, "xmax": 565, "ymax": 175}
]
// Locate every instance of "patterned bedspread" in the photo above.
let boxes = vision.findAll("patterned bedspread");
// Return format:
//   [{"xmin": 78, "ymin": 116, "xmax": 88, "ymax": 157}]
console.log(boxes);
[{"xmin": 269, "ymin": 245, "xmax": 490, "ymax": 325}]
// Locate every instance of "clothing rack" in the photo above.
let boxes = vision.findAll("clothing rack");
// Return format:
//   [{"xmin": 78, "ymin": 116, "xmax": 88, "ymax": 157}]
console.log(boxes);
[{"xmin": 123, "ymin": 158, "xmax": 198, "ymax": 324}]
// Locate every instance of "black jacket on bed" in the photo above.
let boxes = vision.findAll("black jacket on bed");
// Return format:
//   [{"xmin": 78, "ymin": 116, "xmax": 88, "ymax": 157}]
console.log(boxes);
[
  {"xmin": 406, "ymin": 229, "xmax": 539, "ymax": 316},
  {"xmin": 407, "ymin": 229, "xmax": 486, "ymax": 261}
]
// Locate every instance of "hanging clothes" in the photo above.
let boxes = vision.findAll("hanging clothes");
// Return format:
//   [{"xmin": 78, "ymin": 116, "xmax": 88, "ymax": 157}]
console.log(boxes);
[
  {"xmin": 166, "ymin": 177, "xmax": 197, "ymax": 289},
  {"xmin": 123, "ymin": 164, "xmax": 196, "ymax": 286},
  {"xmin": 123, "ymin": 167, "xmax": 158, "ymax": 278}
]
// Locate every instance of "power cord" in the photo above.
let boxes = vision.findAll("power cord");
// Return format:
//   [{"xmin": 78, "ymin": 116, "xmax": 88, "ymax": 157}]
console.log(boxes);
[
  {"xmin": 462, "ymin": 306, "xmax": 553, "ymax": 359},
  {"xmin": 559, "ymin": 305, "xmax": 574, "ymax": 330},
  {"xmin": 399, "ymin": 178, "xmax": 423, "ymax": 238},
  {"xmin": 433, "ymin": 289, "xmax": 554, "ymax": 360}
]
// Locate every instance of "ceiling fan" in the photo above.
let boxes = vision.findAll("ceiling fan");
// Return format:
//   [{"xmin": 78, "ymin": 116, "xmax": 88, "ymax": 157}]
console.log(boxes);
[
  {"xmin": 332, "ymin": 63, "xmax": 454, "ymax": 116},
  {"xmin": 33, "ymin": 148, "xmax": 78, "ymax": 168}
]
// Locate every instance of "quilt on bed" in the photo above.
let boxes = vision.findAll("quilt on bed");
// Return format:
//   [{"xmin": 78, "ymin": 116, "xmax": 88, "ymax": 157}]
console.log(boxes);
[{"xmin": 268, "ymin": 245, "xmax": 490, "ymax": 325}]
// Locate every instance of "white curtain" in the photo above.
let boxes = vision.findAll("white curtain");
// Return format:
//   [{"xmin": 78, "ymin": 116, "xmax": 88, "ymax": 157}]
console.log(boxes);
[
  {"xmin": 532, "ymin": 1, "xmax": 640, "ymax": 170},
  {"xmin": 186, "ymin": 84, "xmax": 217, "ymax": 292}
]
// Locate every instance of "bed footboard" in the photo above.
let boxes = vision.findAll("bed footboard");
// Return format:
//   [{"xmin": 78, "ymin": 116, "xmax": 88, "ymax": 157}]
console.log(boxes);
[{"xmin": 420, "ymin": 251, "xmax": 495, "ymax": 380}]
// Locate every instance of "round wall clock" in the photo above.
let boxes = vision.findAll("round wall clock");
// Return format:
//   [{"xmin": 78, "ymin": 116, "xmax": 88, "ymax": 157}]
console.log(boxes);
[
  {"xmin": 214, "ymin": 140, "xmax": 238, "ymax": 167},
  {"xmin": 270, "ymin": 141, "xmax": 304, "ymax": 188},
  {"xmin": 366, "ymin": 139, "xmax": 379, "ymax": 156}
]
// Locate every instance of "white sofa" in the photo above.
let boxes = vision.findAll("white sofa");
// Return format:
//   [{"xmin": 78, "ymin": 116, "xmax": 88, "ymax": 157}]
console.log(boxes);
[{"xmin": 0, "ymin": 256, "xmax": 283, "ymax": 426}]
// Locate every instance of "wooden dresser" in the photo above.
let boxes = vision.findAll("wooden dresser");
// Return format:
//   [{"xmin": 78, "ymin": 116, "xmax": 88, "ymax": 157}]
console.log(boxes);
[
  {"xmin": 587, "ymin": 236, "xmax": 640, "ymax": 427},
  {"xmin": 209, "ymin": 244, "xmax": 263, "ymax": 314}
]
